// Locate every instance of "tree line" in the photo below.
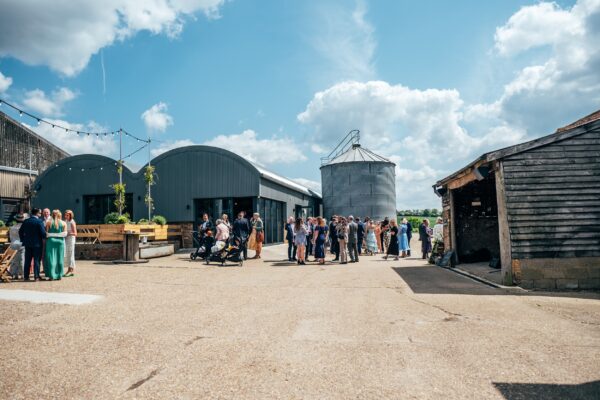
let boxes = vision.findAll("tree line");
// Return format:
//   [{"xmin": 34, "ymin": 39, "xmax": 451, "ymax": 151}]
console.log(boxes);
[{"xmin": 396, "ymin": 209, "xmax": 441, "ymax": 217}]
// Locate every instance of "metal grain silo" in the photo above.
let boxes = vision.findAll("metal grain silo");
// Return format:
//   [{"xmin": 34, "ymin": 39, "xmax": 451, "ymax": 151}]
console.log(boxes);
[{"xmin": 320, "ymin": 131, "xmax": 396, "ymax": 220}]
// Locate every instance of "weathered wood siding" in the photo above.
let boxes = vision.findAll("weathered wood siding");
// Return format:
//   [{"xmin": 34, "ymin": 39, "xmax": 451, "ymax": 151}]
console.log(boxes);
[
  {"xmin": 502, "ymin": 129, "xmax": 600, "ymax": 259},
  {"xmin": 0, "ymin": 112, "xmax": 68, "ymax": 174}
]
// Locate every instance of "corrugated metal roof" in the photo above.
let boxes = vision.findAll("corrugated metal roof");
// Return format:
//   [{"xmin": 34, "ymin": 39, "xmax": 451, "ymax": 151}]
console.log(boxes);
[
  {"xmin": 254, "ymin": 164, "xmax": 321, "ymax": 198},
  {"xmin": 323, "ymin": 144, "xmax": 392, "ymax": 165}
]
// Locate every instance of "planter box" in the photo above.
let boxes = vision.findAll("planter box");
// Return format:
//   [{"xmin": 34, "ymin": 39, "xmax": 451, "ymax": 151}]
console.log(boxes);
[
  {"xmin": 0, "ymin": 227, "xmax": 8, "ymax": 244},
  {"xmin": 139, "ymin": 243, "xmax": 174, "ymax": 259},
  {"xmin": 77, "ymin": 223, "xmax": 172, "ymax": 243}
]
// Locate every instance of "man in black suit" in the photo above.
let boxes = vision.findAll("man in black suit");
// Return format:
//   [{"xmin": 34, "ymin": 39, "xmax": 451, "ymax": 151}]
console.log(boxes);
[
  {"xmin": 285, "ymin": 217, "xmax": 296, "ymax": 261},
  {"xmin": 232, "ymin": 211, "xmax": 251, "ymax": 260},
  {"xmin": 418, "ymin": 220, "xmax": 428, "ymax": 259},
  {"xmin": 329, "ymin": 216, "xmax": 339, "ymax": 261},
  {"xmin": 19, "ymin": 208, "xmax": 46, "ymax": 281},
  {"xmin": 356, "ymin": 217, "xmax": 365, "ymax": 255}
]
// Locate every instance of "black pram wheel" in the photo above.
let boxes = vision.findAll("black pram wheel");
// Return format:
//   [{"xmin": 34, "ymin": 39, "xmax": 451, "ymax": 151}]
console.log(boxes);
[{"xmin": 190, "ymin": 253, "xmax": 196, "ymax": 260}]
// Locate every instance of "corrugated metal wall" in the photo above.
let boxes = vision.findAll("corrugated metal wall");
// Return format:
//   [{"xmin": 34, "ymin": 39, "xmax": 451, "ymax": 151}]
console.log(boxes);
[
  {"xmin": 32, "ymin": 146, "xmax": 321, "ymax": 229},
  {"xmin": 503, "ymin": 129, "xmax": 600, "ymax": 259},
  {"xmin": 321, "ymin": 162, "xmax": 396, "ymax": 220}
]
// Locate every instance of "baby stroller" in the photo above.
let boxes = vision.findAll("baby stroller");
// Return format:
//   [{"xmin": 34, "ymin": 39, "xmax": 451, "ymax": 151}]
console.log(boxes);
[
  {"xmin": 205, "ymin": 236, "xmax": 246, "ymax": 266},
  {"xmin": 190, "ymin": 231, "xmax": 215, "ymax": 261}
]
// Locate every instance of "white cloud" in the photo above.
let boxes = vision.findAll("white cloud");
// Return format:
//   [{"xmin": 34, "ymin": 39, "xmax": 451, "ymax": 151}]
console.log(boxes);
[
  {"xmin": 141, "ymin": 102, "xmax": 174, "ymax": 133},
  {"xmin": 312, "ymin": 0, "xmax": 376, "ymax": 82},
  {"xmin": 204, "ymin": 130, "xmax": 306, "ymax": 166},
  {"xmin": 150, "ymin": 130, "xmax": 307, "ymax": 166},
  {"xmin": 28, "ymin": 119, "xmax": 118, "ymax": 156},
  {"xmin": 150, "ymin": 139, "xmax": 196, "ymax": 157},
  {"xmin": 0, "ymin": 71, "xmax": 12, "ymax": 93},
  {"xmin": 291, "ymin": 178, "xmax": 322, "ymax": 193},
  {"xmin": 297, "ymin": 80, "xmax": 527, "ymax": 209},
  {"xmin": 494, "ymin": 2, "xmax": 584, "ymax": 56},
  {"xmin": 0, "ymin": 0, "xmax": 225, "ymax": 76},
  {"xmin": 22, "ymin": 87, "xmax": 77, "ymax": 117},
  {"xmin": 310, "ymin": 144, "xmax": 327, "ymax": 154},
  {"xmin": 299, "ymin": 0, "xmax": 600, "ymax": 209},
  {"xmin": 493, "ymin": 0, "xmax": 600, "ymax": 134}
]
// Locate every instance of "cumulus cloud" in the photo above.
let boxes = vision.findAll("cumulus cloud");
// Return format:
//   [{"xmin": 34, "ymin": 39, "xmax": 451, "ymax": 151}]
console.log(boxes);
[
  {"xmin": 28, "ymin": 119, "xmax": 118, "ymax": 156},
  {"xmin": 141, "ymin": 102, "xmax": 174, "ymax": 133},
  {"xmin": 291, "ymin": 177, "xmax": 322, "ymax": 194},
  {"xmin": 204, "ymin": 130, "xmax": 307, "ymax": 166},
  {"xmin": 492, "ymin": 0, "xmax": 600, "ymax": 134},
  {"xmin": 22, "ymin": 87, "xmax": 77, "ymax": 117},
  {"xmin": 298, "ymin": 0, "xmax": 600, "ymax": 209},
  {"xmin": 0, "ymin": 71, "xmax": 12, "ymax": 93},
  {"xmin": 0, "ymin": 0, "xmax": 225, "ymax": 76},
  {"xmin": 150, "ymin": 139, "xmax": 196, "ymax": 157},
  {"xmin": 312, "ymin": 0, "xmax": 376, "ymax": 82},
  {"xmin": 298, "ymin": 80, "xmax": 529, "ymax": 208},
  {"xmin": 150, "ymin": 130, "xmax": 306, "ymax": 166}
]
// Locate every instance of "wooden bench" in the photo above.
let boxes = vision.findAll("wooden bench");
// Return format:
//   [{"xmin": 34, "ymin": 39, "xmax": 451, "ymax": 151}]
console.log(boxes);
[
  {"xmin": 77, "ymin": 225, "xmax": 101, "ymax": 244},
  {"xmin": 0, "ymin": 247, "xmax": 17, "ymax": 283}
]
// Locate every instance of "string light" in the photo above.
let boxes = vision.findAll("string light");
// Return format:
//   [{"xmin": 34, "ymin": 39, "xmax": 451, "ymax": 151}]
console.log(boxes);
[{"xmin": 0, "ymin": 97, "xmax": 150, "ymax": 143}]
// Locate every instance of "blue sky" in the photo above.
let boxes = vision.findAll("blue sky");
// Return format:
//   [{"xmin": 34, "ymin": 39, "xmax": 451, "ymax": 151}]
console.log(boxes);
[{"xmin": 1, "ymin": 0, "xmax": 598, "ymax": 209}]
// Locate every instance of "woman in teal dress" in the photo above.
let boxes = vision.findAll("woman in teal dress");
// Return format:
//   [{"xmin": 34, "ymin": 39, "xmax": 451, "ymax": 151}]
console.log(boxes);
[{"xmin": 44, "ymin": 210, "xmax": 67, "ymax": 280}]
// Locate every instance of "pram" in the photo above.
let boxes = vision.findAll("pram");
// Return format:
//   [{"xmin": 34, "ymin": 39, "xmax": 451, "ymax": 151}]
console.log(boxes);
[
  {"xmin": 205, "ymin": 236, "xmax": 246, "ymax": 266},
  {"xmin": 190, "ymin": 231, "xmax": 215, "ymax": 261}
]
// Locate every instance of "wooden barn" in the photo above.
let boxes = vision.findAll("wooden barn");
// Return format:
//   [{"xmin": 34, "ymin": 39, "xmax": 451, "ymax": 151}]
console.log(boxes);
[
  {"xmin": 0, "ymin": 110, "xmax": 68, "ymax": 222},
  {"xmin": 433, "ymin": 110, "xmax": 600, "ymax": 290}
]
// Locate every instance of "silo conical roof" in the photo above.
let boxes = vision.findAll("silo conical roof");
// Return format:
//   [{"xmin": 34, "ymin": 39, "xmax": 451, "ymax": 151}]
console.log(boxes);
[{"xmin": 323, "ymin": 143, "xmax": 393, "ymax": 166}]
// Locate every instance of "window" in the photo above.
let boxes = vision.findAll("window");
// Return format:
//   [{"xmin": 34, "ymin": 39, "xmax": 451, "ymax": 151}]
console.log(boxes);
[{"xmin": 84, "ymin": 194, "xmax": 134, "ymax": 223}]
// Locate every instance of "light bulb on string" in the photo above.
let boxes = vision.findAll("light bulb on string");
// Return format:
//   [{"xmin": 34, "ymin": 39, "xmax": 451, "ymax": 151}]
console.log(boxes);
[
  {"xmin": 37, "ymin": 119, "xmax": 41, "ymax": 125},
  {"xmin": 19, "ymin": 111, "xmax": 23, "ymax": 117}
]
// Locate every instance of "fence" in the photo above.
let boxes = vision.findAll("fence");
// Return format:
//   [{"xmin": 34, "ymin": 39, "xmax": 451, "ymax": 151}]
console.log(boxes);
[{"xmin": 0, "ymin": 224, "xmax": 186, "ymax": 245}]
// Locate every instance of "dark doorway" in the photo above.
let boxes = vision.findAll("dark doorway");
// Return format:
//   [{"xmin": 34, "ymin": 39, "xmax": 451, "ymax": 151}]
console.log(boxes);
[
  {"xmin": 84, "ymin": 193, "xmax": 134, "ymax": 223},
  {"xmin": 194, "ymin": 197, "xmax": 255, "ymax": 229},
  {"xmin": 453, "ymin": 175, "xmax": 500, "ymax": 263},
  {"xmin": 257, "ymin": 197, "xmax": 284, "ymax": 244}
]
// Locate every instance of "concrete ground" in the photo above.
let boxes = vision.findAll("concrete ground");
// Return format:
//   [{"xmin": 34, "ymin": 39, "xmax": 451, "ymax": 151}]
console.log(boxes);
[{"xmin": 0, "ymin": 244, "xmax": 599, "ymax": 400}]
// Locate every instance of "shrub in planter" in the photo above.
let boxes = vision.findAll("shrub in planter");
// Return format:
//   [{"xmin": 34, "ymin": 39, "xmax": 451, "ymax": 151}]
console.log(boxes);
[
  {"xmin": 105, "ymin": 212, "xmax": 131, "ymax": 224},
  {"xmin": 152, "ymin": 215, "xmax": 167, "ymax": 226},
  {"xmin": 138, "ymin": 218, "xmax": 150, "ymax": 224},
  {"xmin": 0, "ymin": 220, "xmax": 5, "ymax": 227}
]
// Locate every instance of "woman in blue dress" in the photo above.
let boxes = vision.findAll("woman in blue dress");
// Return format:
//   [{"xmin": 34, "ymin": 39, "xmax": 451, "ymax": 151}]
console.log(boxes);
[
  {"xmin": 399, "ymin": 218, "xmax": 410, "ymax": 258},
  {"xmin": 313, "ymin": 217, "xmax": 329, "ymax": 265}
]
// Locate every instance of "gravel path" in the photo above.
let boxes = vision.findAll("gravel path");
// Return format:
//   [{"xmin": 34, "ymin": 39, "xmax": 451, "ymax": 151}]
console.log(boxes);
[{"xmin": 1, "ymin": 244, "xmax": 599, "ymax": 399}]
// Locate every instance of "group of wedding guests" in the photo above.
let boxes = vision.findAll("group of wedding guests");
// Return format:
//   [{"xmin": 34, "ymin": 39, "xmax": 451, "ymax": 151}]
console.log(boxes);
[
  {"xmin": 8, "ymin": 207, "xmax": 77, "ymax": 281},
  {"xmin": 198, "ymin": 211, "xmax": 264, "ymax": 259},
  {"xmin": 285, "ymin": 215, "xmax": 444, "ymax": 265}
]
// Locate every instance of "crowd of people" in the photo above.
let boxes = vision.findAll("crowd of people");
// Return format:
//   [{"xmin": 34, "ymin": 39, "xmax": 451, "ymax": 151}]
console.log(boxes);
[
  {"xmin": 194, "ymin": 211, "xmax": 444, "ymax": 265},
  {"xmin": 284, "ymin": 215, "xmax": 445, "ymax": 265},
  {"xmin": 7, "ymin": 207, "xmax": 77, "ymax": 281}
]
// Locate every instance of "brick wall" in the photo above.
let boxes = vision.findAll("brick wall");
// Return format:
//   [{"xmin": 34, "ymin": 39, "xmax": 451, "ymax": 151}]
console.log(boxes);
[{"xmin": 519, "ymin": 257, "xmax": 600, "ymax": 290}]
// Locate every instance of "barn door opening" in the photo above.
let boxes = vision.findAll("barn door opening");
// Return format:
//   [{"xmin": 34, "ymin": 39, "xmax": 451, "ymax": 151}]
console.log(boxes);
[{"xmin": 453, "ymin": 175, "xmax": 500, "ymax": 263}]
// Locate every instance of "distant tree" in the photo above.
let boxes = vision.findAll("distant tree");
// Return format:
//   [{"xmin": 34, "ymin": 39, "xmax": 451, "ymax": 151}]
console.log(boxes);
[
  {"xmin": 431, "ymin": 208, "xmax": 439, "ymax": 217},
  {"xmin": 423, "ymin": 209, "xmax": 431, "ymax": 217}
]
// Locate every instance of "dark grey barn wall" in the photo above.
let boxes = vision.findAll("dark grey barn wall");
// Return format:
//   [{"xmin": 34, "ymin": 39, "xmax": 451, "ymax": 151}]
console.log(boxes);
[
  {"xmin": 259, "ymin": 179, "xmax": 311, "ymax": 218},
  {"xmin": 503, "ymin": 129, "xmax": 600, "ymax": 259},
  {"xmin": 33, "ymin": 156, "xmax": 143, "ymax": 218},
  {"xmin": 151, "ymin": 147, "xmax": 260, "ymax": 221},
  {"xmin": 321, "ymin": 162, "xmax": 396, "ymax": 220}
]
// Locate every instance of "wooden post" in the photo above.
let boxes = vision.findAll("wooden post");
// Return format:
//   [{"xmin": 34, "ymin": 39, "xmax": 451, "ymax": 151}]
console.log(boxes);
[
  {"xmin": 448, "ymin": 189, "xmax": 458, "ymax": 264},
  {"xmin": 495, "ymin": 161, "xmax": 513, "ymax": 285}
]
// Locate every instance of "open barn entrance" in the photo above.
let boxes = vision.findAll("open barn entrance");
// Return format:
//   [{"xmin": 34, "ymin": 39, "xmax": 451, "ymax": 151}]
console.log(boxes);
[{"xmin": 452, "ymin": 175, "xmax": 500, "ymax": 263}]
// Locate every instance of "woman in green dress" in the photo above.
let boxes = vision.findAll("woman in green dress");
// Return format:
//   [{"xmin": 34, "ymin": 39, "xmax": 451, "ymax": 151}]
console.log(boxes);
[{"xmin": 44, "ymin": 209, "xmax": 67, "ymax": 280}]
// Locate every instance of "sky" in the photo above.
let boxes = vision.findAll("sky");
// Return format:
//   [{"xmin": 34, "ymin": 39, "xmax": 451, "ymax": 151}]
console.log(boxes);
[{"xmin": 0, "ymin": 0, "xmax": 599, "ymax": 209}]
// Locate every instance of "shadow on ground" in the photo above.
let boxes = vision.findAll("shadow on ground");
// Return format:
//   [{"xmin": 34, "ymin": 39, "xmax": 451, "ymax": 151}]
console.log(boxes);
[
  {"xmin": 493, "ymin": 380, "xmax": 600, "ymax": 400},
  {"xmin": 392, "ymin": 266, "xmax": 504, "ymax": 295}
]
